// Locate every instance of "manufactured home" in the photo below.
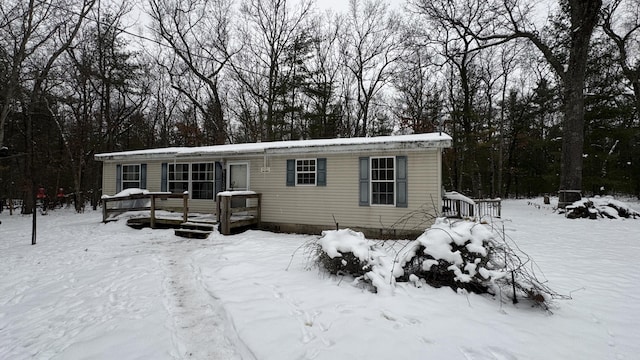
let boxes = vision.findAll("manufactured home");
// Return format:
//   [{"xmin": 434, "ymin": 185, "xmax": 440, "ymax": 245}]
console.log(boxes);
[{"xmin": 94, "ymin": 133, "xmax": 452, "ymax": 238}]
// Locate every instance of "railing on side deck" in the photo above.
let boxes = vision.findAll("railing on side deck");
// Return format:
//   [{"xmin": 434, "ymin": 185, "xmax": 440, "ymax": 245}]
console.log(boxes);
[
  {"xmin": 217, "ymin": 191, "xmax": 262, "ymax": 235},
  {"xmin": 475, "ymin": 199, "xmax": 502, "ymax": 219},
  {"xmin": 101, "ymin": 191, "xmax": 189, "ymax": 226},
  {"xmin": 442, "ymin": 191, "xmax": 501, "ymax": 220}
]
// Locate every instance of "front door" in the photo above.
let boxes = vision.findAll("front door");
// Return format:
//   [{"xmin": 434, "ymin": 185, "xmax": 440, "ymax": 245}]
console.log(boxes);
[
  {"xmin": 227, "ymin": 163, "xmax": 248, "ymax": 191},
  {"xmin": 227, "ymin": 162, "xmax": 249, "ymax": 208}
]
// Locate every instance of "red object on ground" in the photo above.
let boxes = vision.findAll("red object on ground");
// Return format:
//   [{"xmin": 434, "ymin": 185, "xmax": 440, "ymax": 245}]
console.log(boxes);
[{"xmin": 37, "ymin": 187, "xmax": 46, "ymax": 199}]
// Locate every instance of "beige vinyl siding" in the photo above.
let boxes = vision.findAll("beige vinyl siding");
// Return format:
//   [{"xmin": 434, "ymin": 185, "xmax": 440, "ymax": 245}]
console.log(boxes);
[
  {"xmin": 146, "ymin": 163, "xmax": 162, "ymax": 192},
  {"xmin": 251, "ymin": 149, "xmax": 440, "ymax": 233}
]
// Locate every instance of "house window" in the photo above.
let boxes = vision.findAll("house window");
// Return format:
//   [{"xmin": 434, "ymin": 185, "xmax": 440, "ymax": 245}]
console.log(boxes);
[
  {"xmin": 167, "ymin": 162, "xmax": 215, "ymax": 200},
  {"xmin": 169, "ymin": 164, "xmax": 189, "ymax": 193},
  {"xmin": 122, "ymin": 164, "xmax": 141, "ymax": 190},
  {"xmin": 191, "ymin": 163, "xmax": 215, "ymax": 199},
  {"xmin": 287, "ymin": 158, "xmax": 326, "ymax": 187},
  {"xmin": 296, "ymin": 159, "xmax": 316, "ymax": 185},
  {"xmin": 371, "ymin": 157, "xmax": 395, "ymax": 205}
]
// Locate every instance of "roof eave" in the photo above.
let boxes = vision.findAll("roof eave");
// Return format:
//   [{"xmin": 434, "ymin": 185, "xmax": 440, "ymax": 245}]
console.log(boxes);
[{"xmin": 94, "ymin": 138, "xmax": 453, "ymax": 162}]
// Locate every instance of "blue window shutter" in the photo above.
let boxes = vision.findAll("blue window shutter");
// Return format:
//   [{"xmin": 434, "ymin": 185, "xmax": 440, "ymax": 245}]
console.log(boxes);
[
  {"xmin": 317, "ymin": 158, "xmax": 326, "ymax": 186},
  {"xmin": 286, "ymin": 159, "xmax": 295, "ymax": 186},
  {"xmin": 161, "ymin": 163, "xmax": 168, "ymax": 192},
  {"xmin": 116, "ymin": 164, "xmax": 122, "ymax": 193},
  {"xmin": 359, "ymin": 157, "xmax": 369, "ymax": 206},
  {"xmin": 396, "ymin": 156, "xmax": 407, "ymax": 208},
  {"xmin": 215, "ymin": 162, "xmax": 223, "ymax": 195},
  {"xmin": 140, "ymin": 164, "xmax": 147, "ymax": 189}
]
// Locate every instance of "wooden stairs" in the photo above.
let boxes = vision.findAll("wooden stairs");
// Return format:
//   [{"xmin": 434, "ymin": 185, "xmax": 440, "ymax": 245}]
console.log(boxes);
[{"xmin": 174, "ymin": 221, "xmax": 217, "ymax": 239}]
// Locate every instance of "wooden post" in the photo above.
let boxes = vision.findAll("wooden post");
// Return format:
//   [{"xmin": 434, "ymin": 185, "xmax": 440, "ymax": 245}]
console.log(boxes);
[
  {"xmin": 256, "ymin": 193, "xmax": 262, "ymax": 227},
  {"xmin": 9, "ymin": 198, "xmax": 13, "ymax": 216},
  {"xmin": 216, "ymin": 195, "xmax": 221, "ymax": 223},
  {"xmin": 102, "ymin": 199, "xmax": 107, "ymax": 222},
  {"xmin": 221, "ymin": 196, "xmax": 231, "ymax": 235},
  {"xmin": 150, "ymin": 195, "xmax": 156, "ymax": 229},
  {"xmin": 182, "ymin": 193, "xmax": 189, "ymax": 223}
]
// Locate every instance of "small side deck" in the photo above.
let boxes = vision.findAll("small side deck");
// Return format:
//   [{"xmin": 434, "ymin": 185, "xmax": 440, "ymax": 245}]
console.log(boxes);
[
  {"xmin": 442, "ymin": 191, "xmax": 502, "ymax": 220},
  {"xmin": 217, "ymin": 191, "xmax": 262, "ymax": 235}
]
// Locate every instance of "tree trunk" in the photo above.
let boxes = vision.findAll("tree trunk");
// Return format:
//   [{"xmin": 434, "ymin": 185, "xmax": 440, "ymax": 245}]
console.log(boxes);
[
  {"xmin": 559, "ymin": 81, "xmax": 585, "ymax": 192},
  {"xmin": 558, "ymin": 0, "xmax": 601, "ymax": 207}
]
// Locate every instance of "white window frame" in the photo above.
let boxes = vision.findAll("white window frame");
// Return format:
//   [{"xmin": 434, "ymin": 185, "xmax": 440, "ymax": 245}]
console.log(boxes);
[
  {"xmin": 370, "ymin": 156, "xmax": 395, "ymax": 206},
  {"xmin": 191, "ymin": 162, "xmax": 215, "ymax": 200},
  {"xmin": 295, "ymin": 158, "xmax": 317, "ymax": 186},
  {"xmin": 226, "ymin": 162, "xmax": 250, "ymax": 191},
  {"xmin": 121, "ymin": 164, "xmax": 141, "ymax": 190},
  {"xmin": 168, "ymin": 163, "xmax": 190, "ymax": 194},
  {"xmin": 167, "ymin": 162, "xmax": 215, "ymax": 200}
]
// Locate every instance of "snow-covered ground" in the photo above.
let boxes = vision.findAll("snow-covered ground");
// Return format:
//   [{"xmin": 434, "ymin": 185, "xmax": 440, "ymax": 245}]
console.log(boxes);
[{"xmin": 1, "ymin": 198, "xmax": 639, "ymax": 359}]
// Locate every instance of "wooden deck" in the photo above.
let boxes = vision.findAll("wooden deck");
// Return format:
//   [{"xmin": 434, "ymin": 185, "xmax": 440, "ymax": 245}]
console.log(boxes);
[
  {"xmin": 102, "ymin": 191, "xmax": 189, "ymax": 225},
  {"xmin": 216, "ymin": 191, "xmax": 262, "ymax": 235},
  {"xmin": 102, "ymin": 190, "xmax": 262, "ymax": 237},
  {"xmin": 442, "ymin": 192, "xmax": 502, "ymax": 220}
]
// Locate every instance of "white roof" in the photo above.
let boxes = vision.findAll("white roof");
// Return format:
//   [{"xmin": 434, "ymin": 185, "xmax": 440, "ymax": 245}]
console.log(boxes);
[{"xmin": 94, "ymin": 133, "xmax": 452, "ymax": 161}]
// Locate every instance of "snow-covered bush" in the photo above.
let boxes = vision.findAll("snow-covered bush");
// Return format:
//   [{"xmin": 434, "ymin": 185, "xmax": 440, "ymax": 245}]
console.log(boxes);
[
  {"xmin": 398, "ymin": 218, "xmax": 561, "ymax": 308},
  {"xmin": 315, "ymin": 229, "xmax": 401, "ymax": 295},
  {"xmin": 565, "ymin": 197, "xmax": 639, "ymax": 219},
  {"xmin": 313, "ymin": 221, "xmax": 562, "ymax": 308},
  {"xmin": 397, "ymin": 219, "xmax": 503, "ymax": 294}
]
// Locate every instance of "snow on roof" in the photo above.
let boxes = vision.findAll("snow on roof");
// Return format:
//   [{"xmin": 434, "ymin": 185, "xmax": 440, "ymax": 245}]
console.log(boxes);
[{"xmin": 94, "ymin": 133, "xmax": 452, "ymax": 161}]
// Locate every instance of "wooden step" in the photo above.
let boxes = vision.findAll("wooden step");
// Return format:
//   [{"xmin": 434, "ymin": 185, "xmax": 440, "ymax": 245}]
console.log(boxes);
[
  {"xmin": 174, "ymin": 228, "xmax": 212, "ymax": 239},
  {"xmin": 180, "ymin": 221, "xmax": 217, "ymax": 231}
]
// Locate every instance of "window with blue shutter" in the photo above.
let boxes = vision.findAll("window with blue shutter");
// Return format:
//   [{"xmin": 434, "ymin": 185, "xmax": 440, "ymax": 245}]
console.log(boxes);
[
  {"xmin": 360, "ymin": 156, "xmax": 407, "ymax": 207},
  {"xmin": 370, "ymin": 157, "xmax": 395, "ymax": 205}
]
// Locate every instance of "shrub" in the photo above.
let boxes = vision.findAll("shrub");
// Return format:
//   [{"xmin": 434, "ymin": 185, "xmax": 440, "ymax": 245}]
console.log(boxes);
[
  {"xmin": 565, "ymin": 197, "xmax": 640, "ymax": 219},
  {"xmin": 398, "ymin": 218, "xmax": 563, "ymax": 309},
  {"xmin": 312, "ymin": 221, "xmax": 563, "ymax": 308},
  {"xmin": 315, "ymin": 229, "xmax": 400, "ymax": 295}
]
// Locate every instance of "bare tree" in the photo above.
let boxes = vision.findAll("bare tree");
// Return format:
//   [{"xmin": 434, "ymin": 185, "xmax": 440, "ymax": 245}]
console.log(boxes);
[
  {"xmin": 602, "ymin": 0, "xmax": 640, "ymax": 121},
  {"xmin": 148, "ymin": 0, "xmax": 234, "ymax": 145},
  {"xmin": 0, "ymin": 0, "xmax": 96, "ymax": 150},
  {"xmin": 301, "ymin": 11, "xmax": 343, "ymax": 139},
  {"xmin": 231, "ymin": 0, "xmax": 314, "ymax": 142},
  {"xmin": 49, "ymin": 1, "xmax": 143, "ymax": 211},
  {"xmin": 410, "ymin": 0, "xmax": 602, "ymax": 205},
  {"xmin": 409, "ymin": 0, "xmax": 486, "ymax": 192},
  {"xmin": 0, "ymin": 0, "xmax": 96, "ymax": 217},
  {"xmin": 392, "ymin": 39, "xmax": 443, "ymax": 135},
  {"xmin": 340, "ymin": 0, "xmax": 403, "ymax": 137}
]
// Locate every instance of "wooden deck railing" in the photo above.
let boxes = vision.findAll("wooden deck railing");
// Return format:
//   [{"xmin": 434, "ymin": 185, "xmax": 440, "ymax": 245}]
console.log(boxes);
[
  {"xmin": 442, "ymin": 192, "xmax": 501, "ymax": 220},
  {"xmin": 475, "ymin": 199, "xmax": 502, "ymax": 219},
  {"xmin": 217, "ymin": 191, "xmax": 262, "ymax": 235},
  {"xmin": 101, "ymin": 191, "xmax": 189, "ymax": 226}
]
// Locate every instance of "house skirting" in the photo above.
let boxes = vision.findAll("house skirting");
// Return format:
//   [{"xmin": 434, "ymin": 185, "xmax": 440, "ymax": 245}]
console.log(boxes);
[{"xmin": 259, "ymin": 221, "xmax": 424, "ymax": 240}]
